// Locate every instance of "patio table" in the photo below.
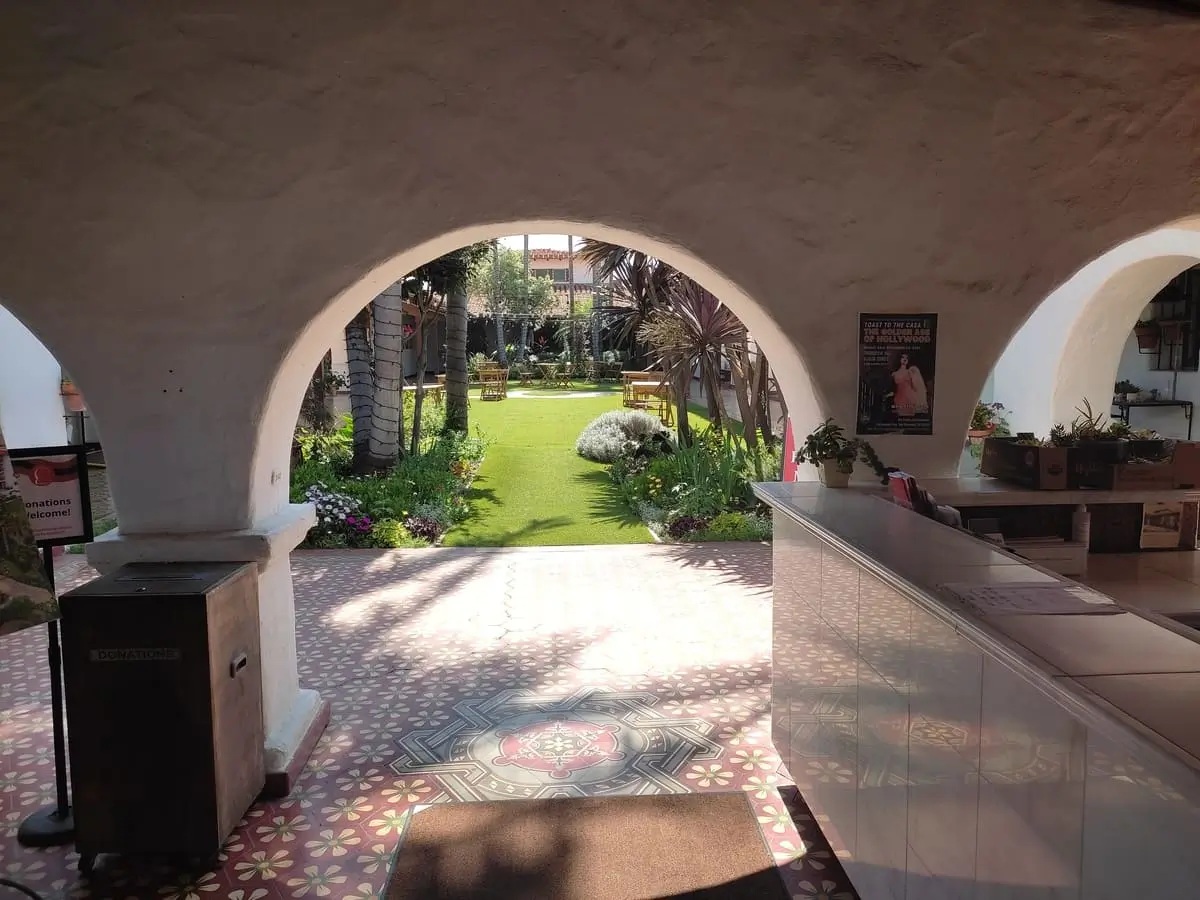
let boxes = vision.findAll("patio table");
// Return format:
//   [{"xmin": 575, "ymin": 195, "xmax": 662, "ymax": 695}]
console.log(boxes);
[{"xmin": 630, "ymin": 380, "xmax": 672, "ymax": 424}]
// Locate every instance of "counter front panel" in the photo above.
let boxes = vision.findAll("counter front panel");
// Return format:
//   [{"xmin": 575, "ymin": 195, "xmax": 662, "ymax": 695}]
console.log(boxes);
[{"xmin": 767, "ymin": 487, "xmax": 1200, "ymax": 900}]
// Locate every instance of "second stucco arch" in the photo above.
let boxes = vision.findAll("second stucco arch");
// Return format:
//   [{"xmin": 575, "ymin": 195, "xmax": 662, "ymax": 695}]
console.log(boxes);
[{"xmin": 989, "ymin": 217, "xmax": 1200, "ymax": 437}]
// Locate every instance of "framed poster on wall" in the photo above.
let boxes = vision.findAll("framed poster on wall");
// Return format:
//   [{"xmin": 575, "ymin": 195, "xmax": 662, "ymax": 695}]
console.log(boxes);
[{"xmin": 856, "ymin": 313, "xmax": 938, "ymax": 436}]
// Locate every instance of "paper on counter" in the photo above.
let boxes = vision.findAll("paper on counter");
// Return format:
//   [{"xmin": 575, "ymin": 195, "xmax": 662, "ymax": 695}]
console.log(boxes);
[{"xmin": 938, "ymin": 582, "xmax": 1121, "ymax": 616}]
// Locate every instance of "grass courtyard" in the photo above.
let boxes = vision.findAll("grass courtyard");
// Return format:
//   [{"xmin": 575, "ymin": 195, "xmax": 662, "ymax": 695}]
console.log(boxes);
[{"xmin": 442, "ymin": 389, "xmax": 653, "ymax": 547}]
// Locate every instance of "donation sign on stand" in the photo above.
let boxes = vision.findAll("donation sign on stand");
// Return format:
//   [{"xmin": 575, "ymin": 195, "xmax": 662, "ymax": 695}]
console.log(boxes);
[
  {"xmin": 0, "ymin": 429, "xmax": 58, "ymax": 634},
  {"xmin": 0, "ymin": 417, "xmax": 93, "ymax": 853}
]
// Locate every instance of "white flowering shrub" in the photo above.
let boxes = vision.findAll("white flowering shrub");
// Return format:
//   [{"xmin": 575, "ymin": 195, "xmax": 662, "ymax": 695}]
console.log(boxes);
[
  {"xmin": 303, "ymin": 484, "xmax": 374, "ymax": 546},
  {"xmin": 575, "ymin": 410, "xmax": 669, "ymax": 463}
]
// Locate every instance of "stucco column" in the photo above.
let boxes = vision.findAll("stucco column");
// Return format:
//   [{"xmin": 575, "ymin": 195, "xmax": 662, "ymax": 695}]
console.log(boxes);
[{"xmin": 85, "ymin": 504, "xmax": 327, "ymax": 797}]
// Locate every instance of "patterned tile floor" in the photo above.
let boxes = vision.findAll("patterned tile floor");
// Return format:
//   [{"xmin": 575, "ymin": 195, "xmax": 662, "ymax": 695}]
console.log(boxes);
[{"xmin": 0, "ymin": 544, "xmax": 857, "ymax": 900}]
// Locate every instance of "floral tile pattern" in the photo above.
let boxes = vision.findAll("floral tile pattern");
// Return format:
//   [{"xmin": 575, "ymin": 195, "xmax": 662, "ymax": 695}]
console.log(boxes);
[{"xmin": 0, "ymin": 544, "xmax": 858, "ymax": 899}]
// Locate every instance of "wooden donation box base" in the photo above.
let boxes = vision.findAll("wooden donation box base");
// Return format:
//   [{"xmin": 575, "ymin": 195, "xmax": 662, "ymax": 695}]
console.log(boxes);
[{"xmin": 60, "ymin": 562, "xmax": 265, "ymax": 867}]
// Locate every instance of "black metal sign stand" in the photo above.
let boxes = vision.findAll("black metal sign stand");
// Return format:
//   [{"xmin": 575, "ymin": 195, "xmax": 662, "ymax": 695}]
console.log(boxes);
[
  {"xmin": 15, "ymin": 549, "xmax": 72, "ymax": 846},
  {"xmin": 9, "ymin": 443, "xmax": 94, "ymax": 849}
]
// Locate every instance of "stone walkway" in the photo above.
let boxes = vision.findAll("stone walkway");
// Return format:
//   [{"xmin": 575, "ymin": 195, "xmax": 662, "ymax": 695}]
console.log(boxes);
[{"xmin": 0, "ymin": 544, "xmax": 857, "ymax": 900}]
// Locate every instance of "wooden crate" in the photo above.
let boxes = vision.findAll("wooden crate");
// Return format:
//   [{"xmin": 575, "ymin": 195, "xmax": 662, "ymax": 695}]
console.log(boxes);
[
  {"xmin": 61, "ymin": 562, "xmax": 265, "ymax": 865},
  {"xmin": 980, "ymin": 438, "xmax": 1069, "ymax": 490}
]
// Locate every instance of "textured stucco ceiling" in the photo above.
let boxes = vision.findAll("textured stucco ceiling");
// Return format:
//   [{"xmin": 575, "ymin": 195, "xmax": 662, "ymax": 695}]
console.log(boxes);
[{"xmin": 0, "ymin": 0, "xmax": 1198, "ymax": 526}]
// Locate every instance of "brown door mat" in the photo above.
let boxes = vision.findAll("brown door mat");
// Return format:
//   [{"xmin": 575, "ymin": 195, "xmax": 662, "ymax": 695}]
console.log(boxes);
[{"xmin": 386, "ymin": 792, "xmax": 788, "ymax": 900}]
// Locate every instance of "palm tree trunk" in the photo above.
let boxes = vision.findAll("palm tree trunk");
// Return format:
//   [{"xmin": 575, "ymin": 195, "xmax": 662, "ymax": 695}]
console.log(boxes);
[
  {"xmin": 494, "ymin": 240, "xmax": 508, "ymax": 365},
  {"xmin": 445, "ymin": 284, "xmax": 469, "ymax": 432},
  {"xmin": 410, "ymin": 326, "xmax": 428, "ymax": 457},
  {"xmin": 493, "ymin": 313, "xmax": 506, "ymax": 364},
  {"xmin": 701, "ymin": 353, "xmax": 726, "ymax": 432},
  {"xmin": 518, "ymin": 319, "xmax": 529, "ymax": 362},
  {"xmin": 754, "ymin": 355, "xmax": 776, "ymax": 449},
  {"xmin": 368, "ymin": 289, "xmax": 405, "ymax": 470},
  {"xmin": 728, "ymin": 344, "xmax": 759, "ymax": 451},
  {"xmin": 674, "ymin": 365, "xmax": 692, "ymax": 447},
  {"xmin": 345, "ymin": 306, "xmax": 374, "ymax": 473}
]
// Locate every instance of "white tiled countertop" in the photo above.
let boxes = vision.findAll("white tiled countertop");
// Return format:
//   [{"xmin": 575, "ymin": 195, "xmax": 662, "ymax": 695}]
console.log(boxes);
[
  {"xmin": 754, "ymin": 480, "xmax": 1200, "ymax": 777},
  {"xmin": 854, "ymin": 476, "xmax": 1200, "ymax": 507}
]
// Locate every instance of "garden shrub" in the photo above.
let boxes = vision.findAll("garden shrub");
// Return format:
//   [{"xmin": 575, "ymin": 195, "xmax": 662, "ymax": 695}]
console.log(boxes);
[
  {"xmin": 667, "ymin": 515, "xmax": 710, "ymax": 540},
  {"xmin": 701, "ymin": 511, "xmax": 753, "ymax": 541},
  {"xmin": 291, "ymin": 420, "xmax": 487, "ymax": 549},
  {"xmin": 576, "ymin": 409, "xmax": 670, "ymax": 463},
  {"xmin": 605, "ymin": 423, "xmax": 780, "ymax": 544},
  {"xmin": 404, "ymin": 515, "xmax": 443, "ymax": 543},
  {"xmin": 370, "ymin": 518, "xmax": 429, "ymax": 548}
]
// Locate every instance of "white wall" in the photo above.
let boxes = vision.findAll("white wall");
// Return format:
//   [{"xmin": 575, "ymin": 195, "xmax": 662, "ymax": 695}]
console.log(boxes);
[{"xmin": 0, "ymin": 304, "xmax": 68, "ymax": 447}]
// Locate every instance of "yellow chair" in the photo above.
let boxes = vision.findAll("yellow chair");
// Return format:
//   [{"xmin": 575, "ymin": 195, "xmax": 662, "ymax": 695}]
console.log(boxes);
[{"xmin": 480, "ymin": 368, "xmax": 509, "ymax": 401}]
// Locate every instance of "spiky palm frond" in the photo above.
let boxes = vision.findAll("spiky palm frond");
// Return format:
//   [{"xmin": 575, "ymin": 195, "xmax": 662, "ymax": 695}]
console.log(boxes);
[{"xmin": 637, "ymin": 276, "xmax": 747, "ymax": 368}]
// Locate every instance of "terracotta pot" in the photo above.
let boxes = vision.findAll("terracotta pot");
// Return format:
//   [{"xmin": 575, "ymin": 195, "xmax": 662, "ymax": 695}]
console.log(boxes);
[
  {"xmin": 967, "ymin": 424, "xmax": 996, "ymax": 442},
  {"xmin": 1135, "ymin": 326, "xmax": 1159, "ymax": 351},
  {"xmin": 818, "ymin": 459, "xmax": 851, "ymax": 488},
  {"xmin": 61, "ymin": 381, "xmax": 86, "ymax": 413}
]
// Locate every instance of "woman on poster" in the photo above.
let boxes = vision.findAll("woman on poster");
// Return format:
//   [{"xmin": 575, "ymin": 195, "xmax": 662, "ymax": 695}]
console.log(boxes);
[{"xmin": 889, "ymin": 352, "xmax": 928, "ymax": 418}]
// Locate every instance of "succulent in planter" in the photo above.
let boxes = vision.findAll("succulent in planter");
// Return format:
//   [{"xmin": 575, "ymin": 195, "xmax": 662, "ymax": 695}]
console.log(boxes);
[
  {"xmin": 1104, "ymin": 419, "xmax": 1132, "ymax": 439},
  {"xmin": 795, "ymin": 418, "xmax": 859, "ymax": 487},
  {"xmin": 1114, "ymin": 379, "xmax": 1141, "ymax": 402}
]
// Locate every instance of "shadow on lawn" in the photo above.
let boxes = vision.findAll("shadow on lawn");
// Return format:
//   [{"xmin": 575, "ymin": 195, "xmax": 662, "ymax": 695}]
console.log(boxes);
[
  {"xmin": 444, "ymin": 516, "xmax": 576, "ymax": 548},
  {"xmin": 573, "ymin": 469, "xmax": 648, "ymax": 532}
]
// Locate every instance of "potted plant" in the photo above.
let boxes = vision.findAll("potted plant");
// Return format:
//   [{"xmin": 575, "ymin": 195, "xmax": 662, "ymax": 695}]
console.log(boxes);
[
  {"xmin": 1127, "ymin": 426, "xmax": 1169, "ymax": 461},
  {"xmin": 60, "ymin": 373, "xmax": 85, "ymax": 412},
  {"xmin": 967, "ymin": 402, "xmax": 1010, "ymax": 440},
  {"xmin": 1114, "ymin": 380, "xmax": 1141, "ymax": 404},
  {"xmin": 966, "ymin": 402, "xmax": 1011, "ymax": 460},
  {"xmin": 1134, "ymin": 319, "xmax": 1160, "ymax": 351},
  {"xmin": 795, "ymin": 418, "xmax": 859, "ymax": 487}
]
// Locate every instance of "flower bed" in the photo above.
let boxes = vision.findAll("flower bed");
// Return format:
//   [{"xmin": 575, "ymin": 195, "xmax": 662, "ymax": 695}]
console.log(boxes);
[
  {"xmin": 579, "ymin": 410, "xmax": 777, "ymax": 542},
  {"xmin": 291, "ymin": 407, "xmax": 486, "ymax": 549}
]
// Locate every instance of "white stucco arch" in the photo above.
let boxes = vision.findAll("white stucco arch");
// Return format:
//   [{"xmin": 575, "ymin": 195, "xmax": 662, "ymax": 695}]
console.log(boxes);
[
  {"xmin": 252, "ymin": 220, "xmax": 826, "ymax": 521},
  {"xmin": 989, "ymin": 217, "xmax": 1200, "ymax": 437}
]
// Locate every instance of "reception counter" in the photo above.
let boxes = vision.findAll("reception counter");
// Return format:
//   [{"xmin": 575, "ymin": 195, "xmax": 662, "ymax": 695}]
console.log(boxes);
[{"xmin": 755, "ymin": 481, "xmax": 1200, "ymax": 900}]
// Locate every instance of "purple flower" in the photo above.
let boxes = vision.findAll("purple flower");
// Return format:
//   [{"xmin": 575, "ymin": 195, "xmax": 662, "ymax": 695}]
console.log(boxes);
[{"xmin": 346, "ymin": 516, "xmax": 358, "ymax": 525}]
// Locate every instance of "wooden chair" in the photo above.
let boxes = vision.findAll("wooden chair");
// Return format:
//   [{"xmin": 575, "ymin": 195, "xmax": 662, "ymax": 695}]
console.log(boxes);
[
  {"xmin": 622, "ymin": 371, "xmax": 661, "ymax": 407},
  {"xmin": 480, "ymin": 367, "xmax": 509, "ymax": 401},
  {"xmin": 631, "ymin": 380, "xmax": 673, "ymax": 425}
]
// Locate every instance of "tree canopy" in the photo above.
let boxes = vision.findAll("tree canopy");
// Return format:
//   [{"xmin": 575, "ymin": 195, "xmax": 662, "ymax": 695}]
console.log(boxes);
[{"xmin": 468, "ymin": 246, "xmax": 558, "ymax": 324}]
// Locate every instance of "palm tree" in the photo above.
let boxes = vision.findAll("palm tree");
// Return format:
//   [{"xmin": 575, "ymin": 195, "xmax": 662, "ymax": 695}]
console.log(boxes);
[
  {"xmin": 344, "ymin": 306, "xmax": 374, "ymax": 472},
  {"xmin": 408, "ymin": 243, "xmax": 492, "ymax": 452},
  {"xmin": 637, "ymin": 277, "xmax": 747, "ymax": 446},
  {"xmin": 444, "ymin": 278, "xmax": 470, "ymax": 432},
  {"xmin": 367, "ymin": 283, "xmax": 407, "ymax": 470},
  {"xmin": 495, "ymin": 240, "xmax": 508, "ymax": 365},
  {"xmin": 577, "ymin": 239, "xmax": 675, "ymax": 366}
]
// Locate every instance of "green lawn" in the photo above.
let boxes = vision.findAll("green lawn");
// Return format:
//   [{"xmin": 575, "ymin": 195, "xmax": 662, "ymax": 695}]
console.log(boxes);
[{"xmin": 442, "ymin": 392, "xmax": 652, "ymax": 547}]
